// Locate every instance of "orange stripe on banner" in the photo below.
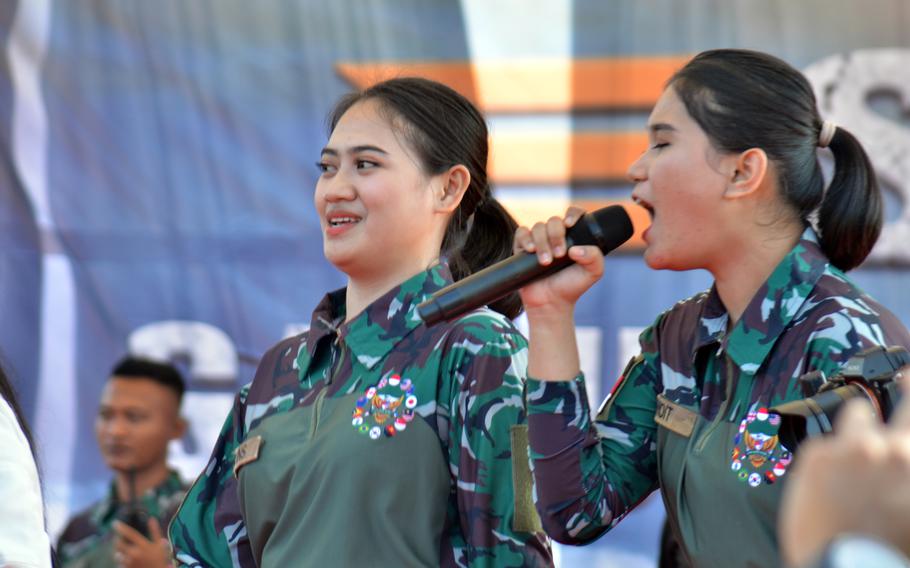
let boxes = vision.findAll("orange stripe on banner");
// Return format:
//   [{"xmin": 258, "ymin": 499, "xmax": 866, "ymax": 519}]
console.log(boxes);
[
  {"xmin": 490, "ymin": 132, "xmax": 648, "ymax": 184},
  {"xmin": 498, "ymin": 197, "xmax": 649, "ymax": 251},
  {"xmin": 571, "ymin": 58, "xmax": 687, "ymax": 110},
  {"xmin": 336, "ymin": 56, "xmax": 690, "ymax": 112}
]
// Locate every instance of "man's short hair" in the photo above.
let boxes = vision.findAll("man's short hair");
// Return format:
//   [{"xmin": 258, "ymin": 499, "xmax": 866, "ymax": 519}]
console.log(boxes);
[{"xmin": 110, "ymin": 356, "xmax": 186, "ymax": 403}]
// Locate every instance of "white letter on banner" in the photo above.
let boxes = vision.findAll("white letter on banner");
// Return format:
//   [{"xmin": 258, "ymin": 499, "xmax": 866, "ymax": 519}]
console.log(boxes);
[{"xmin": 804, "ymin": 49, "xmax": 910, "ymax": 266}]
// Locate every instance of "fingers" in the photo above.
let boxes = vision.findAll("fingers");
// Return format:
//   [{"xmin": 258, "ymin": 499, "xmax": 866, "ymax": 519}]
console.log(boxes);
[
  {"xmin": 515, "ymin": 213, "xmax": 579, "ymax": 265},
  {"xmin": 513, "ymin": 206, "xmax": 593, "ymax": 265},
  {"xmin": 567, "ymin": 246, "xmax": 604, "ymax": 278},
  {"xmin": 113, "ymin": 536, "xmax": 134, "ymax": 567},
  {"xmin": 513, "ymin": 225, "xmax": 532, "ymax": 254},
  {"xmin": 522, "ymin": 216, "xmax": 563, "ymax": 265},
  {"xmin": 834, "ymin": 398, "xmax": 876, "ymax": 437},
  {"xmin": 148, "ymin": 516, "xmax": 163, "ymax": 541},
  {"xmin": 563, "ymin": 206, "xmax": 586, "ymax": 227}
]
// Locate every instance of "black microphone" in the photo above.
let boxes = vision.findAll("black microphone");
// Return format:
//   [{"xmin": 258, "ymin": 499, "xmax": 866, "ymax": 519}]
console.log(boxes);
[{"xmin": 417, "ymin": 205, "xmax": 634, "ymax": 326}]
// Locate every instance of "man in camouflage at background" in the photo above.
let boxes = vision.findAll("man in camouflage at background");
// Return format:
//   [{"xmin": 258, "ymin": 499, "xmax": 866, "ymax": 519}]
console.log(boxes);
[{"xmin": 58, "ymin": 357, "xmax": 188, "ymax": 568}]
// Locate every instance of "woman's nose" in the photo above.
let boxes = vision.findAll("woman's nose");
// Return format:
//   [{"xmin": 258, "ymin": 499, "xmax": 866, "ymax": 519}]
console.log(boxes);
[
  {"xmin": 626, "ymin": 153, "xmax": 648, "ymax": 183},
  {"xmin": 321, "ymin": 169, "xmax": 356, "ymax": 202}
]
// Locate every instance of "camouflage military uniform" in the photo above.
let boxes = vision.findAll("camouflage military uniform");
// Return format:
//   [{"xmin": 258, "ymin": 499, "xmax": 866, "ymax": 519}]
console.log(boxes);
[
  {"xmin": 526, "ymin": 229, "xmax": 910, "ymax": 567},
  {"xmin": 57, "ymin": 470, "xmax": 186, "ymax": 568},
  {"xmin": 169, "ymin": 265, "xmax": 552, "ymax": 567}
]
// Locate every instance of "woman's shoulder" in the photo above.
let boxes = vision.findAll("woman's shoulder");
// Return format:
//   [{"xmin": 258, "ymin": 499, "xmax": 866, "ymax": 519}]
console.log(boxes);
[
  {"xmin": 800, "ymin": 267, "xmax": 910, "ymax": 346},
  {"xmin": 440, "ymin": 307, "xmax": 526, "ymax": 348},
  {"xmin": 804, "ymin": 267, "xmax": 900, "ymax": 321},
  {"xmin": 259, "ymin": 332, "xmax": 309, "ymax": 364},
  {"xmin": 645, "ymin": 289, "xmax": 714, "ymax": 339},
  {"xmin": 243, "ymin": 333, "xmax": 310, "ymax": 405}
]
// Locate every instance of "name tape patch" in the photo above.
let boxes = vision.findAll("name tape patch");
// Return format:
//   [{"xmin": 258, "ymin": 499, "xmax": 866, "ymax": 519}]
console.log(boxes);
[{"xmin": 654, "ymin": 394, "xmax": 697, "ymax": 438}]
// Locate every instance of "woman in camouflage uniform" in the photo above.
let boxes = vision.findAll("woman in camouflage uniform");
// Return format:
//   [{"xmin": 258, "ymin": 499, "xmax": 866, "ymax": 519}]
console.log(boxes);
[
  {"xmin": 515, "ymin": 49, "xmax": 910, "ymax": 567},
  {"xmin": 169, "ymin": 78, "xmax": 552, "ymax": 567}
]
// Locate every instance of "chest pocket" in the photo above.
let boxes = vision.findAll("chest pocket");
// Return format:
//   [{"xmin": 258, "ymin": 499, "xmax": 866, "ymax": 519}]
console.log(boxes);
[{"xmin": 236, "ymin": 393, "xmax": 450, "ymax": 566}]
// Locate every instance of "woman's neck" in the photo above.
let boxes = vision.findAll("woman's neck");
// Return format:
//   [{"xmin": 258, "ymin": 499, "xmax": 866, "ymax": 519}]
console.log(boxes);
[
  {"xmin": 712, "ymin": 224, "xmax": 804, "ymax": 329},
  {"xmin": 344, "ymin": 279, "xmax": 393, "ymax": 323}
]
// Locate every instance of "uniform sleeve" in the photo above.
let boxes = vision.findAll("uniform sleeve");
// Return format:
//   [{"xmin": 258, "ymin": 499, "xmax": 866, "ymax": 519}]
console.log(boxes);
[
  {"xmin": 168, "ymin": 386, "xmax": 255, "ymax": 568},
  {"xmin": 526, "ymin": 322, "xmax": 663, "ymax": 544},
  {"xmin": 442, "ymin": 314, "xmax": 552, "ymax": 568}
]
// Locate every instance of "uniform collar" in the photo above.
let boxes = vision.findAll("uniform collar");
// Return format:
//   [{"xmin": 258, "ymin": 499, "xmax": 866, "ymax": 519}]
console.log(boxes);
[
  {"xmin": 297, "ymin": 263, "xmax": 454, "ymax": 377},
  {"xmin": 91, "ymin": 469, "xmax": 184, "ymax": 527},
  {"xmin": 693, "ymin": 286, "xmax": 729, "ymax": 355},
  {"xmin": 695, "ymin": 228, "xmax": 829, "ymax": 375}
]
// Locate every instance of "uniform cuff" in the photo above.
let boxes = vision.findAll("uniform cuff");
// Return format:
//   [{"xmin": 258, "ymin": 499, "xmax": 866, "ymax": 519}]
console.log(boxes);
[{"xmin": 526, "ymin": 373, "xmax": 590, "ymax": 415}]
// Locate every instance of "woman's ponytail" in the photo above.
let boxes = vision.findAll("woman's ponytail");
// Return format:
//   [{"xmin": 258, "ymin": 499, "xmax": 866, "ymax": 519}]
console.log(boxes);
[
  {"xmin": 444, "ymin": 196, "xmax": 522, "ymax": 319},
  {"xmin": 817, "ymin": 126, "xmax": 882, "ymax": 271},
  {"xmin": 669, "ymin": 50, "xmax": 884, "ymax": 271}
]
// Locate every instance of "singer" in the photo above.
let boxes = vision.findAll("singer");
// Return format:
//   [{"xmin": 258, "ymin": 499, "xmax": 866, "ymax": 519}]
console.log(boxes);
[
  {"xmin": 168, "ymin": 78, "xmax": 552, "ymax": 567},
  {"xmin": 517, "ymin": 49, "xmax": 910, "ymax": 568}
]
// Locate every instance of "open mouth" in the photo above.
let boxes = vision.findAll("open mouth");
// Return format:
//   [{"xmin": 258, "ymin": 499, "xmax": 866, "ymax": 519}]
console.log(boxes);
[
  {"xmin": 632, "ymin": 195, "xmax": 655, "ymax": 219},
  {"xmin": 326, "ymin": 213, "xmax": 363, "ymax": 228}
]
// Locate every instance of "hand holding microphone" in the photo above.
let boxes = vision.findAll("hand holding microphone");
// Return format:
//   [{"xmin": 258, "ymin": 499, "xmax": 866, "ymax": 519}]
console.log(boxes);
[
  {"xmin": 418, "ymin": 205, "xmax": 633, "ymax": 325},
  {"xmin": 515, "ymin": 205, "xmax": 624, "ymax": 314}
]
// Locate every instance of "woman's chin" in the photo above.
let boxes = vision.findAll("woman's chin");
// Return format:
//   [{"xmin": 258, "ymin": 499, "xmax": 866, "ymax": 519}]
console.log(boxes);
[
  {"xmin": 323, "ymin": 252, "xmax": 356, "ymax": 276},
  {"xmin": 643, "ymin": 248, "xmax": 682, "ymax": 272},
  {"xmin": 643, "ymin": 247, "xmax": 666, "ymax": 270}
]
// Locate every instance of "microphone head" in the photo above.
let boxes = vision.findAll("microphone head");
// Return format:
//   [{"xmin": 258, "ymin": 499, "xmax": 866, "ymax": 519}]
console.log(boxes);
[{"xmin": 568, "ymin": 205, "xmax": 634, "ymax": 253}]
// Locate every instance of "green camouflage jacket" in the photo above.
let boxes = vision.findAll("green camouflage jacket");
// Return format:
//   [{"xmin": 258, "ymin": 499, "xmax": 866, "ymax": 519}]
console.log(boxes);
[
  {"xmin": 57, "ymin": 470, "xmax": 186, "ymax": 567},
  {"xmin": 169, "ymin": 264, "xmax": 551, "ymax": 567},
  {"xmin": 526, "ymin": 229, "xmax": 910, "ymax": 567}
]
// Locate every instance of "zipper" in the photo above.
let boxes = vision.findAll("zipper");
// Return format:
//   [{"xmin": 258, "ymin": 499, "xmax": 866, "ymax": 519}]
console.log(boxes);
[
  {"xmin": 694, "ymin": 355, "xmax": 738, "ymax": 453},
  {"xmin": 310, "ymin": 334, "xmax": 345, "ymax": 440}
]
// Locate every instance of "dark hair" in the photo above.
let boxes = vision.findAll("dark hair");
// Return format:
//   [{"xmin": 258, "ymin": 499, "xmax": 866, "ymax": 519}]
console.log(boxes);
[
  {"xmin": 327, "ymin": 77, "xmax": 522, "ymax": 318},
  {"xmin": 0, "ymin": 363, "xmax": 38, "ymax": 463},
  {"xmin": 669, "ymin": 49, "xmax": 881, "ymax": 271},
  {"xmin": 110, "ymin": 356, "xmax": 186, "ymax": 404}
]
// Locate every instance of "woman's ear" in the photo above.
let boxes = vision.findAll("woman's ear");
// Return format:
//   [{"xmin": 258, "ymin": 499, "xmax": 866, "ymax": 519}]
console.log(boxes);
[
  {"xmin": 723, "ymin": 147, "xmax": 768, "ymax": 200},
  {"xmin": 436, "ymin": 165, "xmax": 471, "ymax": 213}
]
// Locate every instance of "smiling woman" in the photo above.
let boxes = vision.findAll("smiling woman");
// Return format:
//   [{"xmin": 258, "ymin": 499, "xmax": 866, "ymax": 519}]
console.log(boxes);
[{"xmin": 169, "ymin": 78, "xmax": 553, "ymax": 568}]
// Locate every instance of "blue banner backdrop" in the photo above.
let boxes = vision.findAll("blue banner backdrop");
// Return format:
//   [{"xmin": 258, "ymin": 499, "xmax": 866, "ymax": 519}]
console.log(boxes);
[{"xmin": 1, "ymin": 1, "xmax": 909, "ymax": 566}]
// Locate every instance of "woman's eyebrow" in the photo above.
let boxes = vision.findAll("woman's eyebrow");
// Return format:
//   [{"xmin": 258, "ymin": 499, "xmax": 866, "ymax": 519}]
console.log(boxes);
[
  {"xmin": 320, "ymin": 144, "xmax": 389, "ymax": 156},
  {"xmin": 648, "ymin": 123, "xmax": 677, "ymax": 135}
]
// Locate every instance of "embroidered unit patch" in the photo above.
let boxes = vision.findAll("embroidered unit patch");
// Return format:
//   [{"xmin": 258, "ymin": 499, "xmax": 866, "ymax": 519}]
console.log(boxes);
[
  {"xmin": 352, "ymin": 373, "xmax": 417, "ymax": 439},
  {"xmin": 730, "ymin": 407, "xmax": 792, "ymax": 488}
]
